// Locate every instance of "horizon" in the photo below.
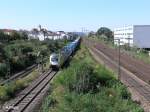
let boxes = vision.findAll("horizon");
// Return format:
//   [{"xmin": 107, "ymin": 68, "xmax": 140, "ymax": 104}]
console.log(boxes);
[{"xmin": 0, "ymin": 0, "xmax": 150, "ymax": 32}]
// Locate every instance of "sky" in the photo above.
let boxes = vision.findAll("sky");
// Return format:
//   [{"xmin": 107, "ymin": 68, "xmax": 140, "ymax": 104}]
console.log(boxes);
[{"xmin": 0, "ymin": 0, "xmax": 150, "ymax": 32}]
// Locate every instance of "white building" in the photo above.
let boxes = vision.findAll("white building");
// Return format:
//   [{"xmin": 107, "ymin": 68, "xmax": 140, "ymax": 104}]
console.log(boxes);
[
  {"xmin": 114, "ymin": 25, "xmax": 150, "ymax": 48},
  {"xmin": 28, "ymin": 31, "xmax": 45, "ymax": 41},
  {"xmin": 28, "ymin": 29, "xmax": 70, "ymax": 41}
]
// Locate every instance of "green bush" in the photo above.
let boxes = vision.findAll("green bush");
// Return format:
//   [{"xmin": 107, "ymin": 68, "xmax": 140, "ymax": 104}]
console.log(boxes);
[
  {"xmin": 1, "ymin": 38, "xmax": 67, "ymax": 77},
  {"xmin": 40, "ymin": 45, "xmax": 143, "ymax": 112},
  {"xmin": 94, "ymin": 66, "xmax": 115, "ymax": 86},
  {"xmin": 56, "ymin": 61, "xmax": 102, "ymax": 93},
  {"xmin": 4, "ymin": 83, "xmax": 16, "ymax": 97},
  {"xmin": 0, "ymin": 86, "xmax": 8, "ymax": 101},
  {"xmin": 0, "ymin": 63, "xmax": 8, "ymax": 77},
  {"xmin": 0, "ymin": 71, "xmax": 39, "ymax": 102},
  {"xmin": 113, "ymin": 82, "xmax": 131, "ymax": 99},
  {"xmin": 46, "ymin": 90, "xmax": 143, "ymax": 112},
  {"xmin": 21, "ymin": 46, "xmax": 33, "ymax": 54},
  {"xmin": 11, "ymin": 56, "xmax": 26, "ymax": 71},
  {"xmin": 15, "ymin": 80, "xmax": 26, "ymax": 91}
]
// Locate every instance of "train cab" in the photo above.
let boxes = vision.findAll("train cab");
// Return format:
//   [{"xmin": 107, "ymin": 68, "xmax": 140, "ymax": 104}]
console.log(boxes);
[{"xmin": 50, "ymin": 53, "xmax": 59, "ymax": 69}]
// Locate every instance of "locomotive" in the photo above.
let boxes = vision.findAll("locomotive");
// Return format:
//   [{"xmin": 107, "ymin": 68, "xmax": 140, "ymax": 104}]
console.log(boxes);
[{"xmin": 50, "ymin": 37, "xmax": 80, "ymax": 69}]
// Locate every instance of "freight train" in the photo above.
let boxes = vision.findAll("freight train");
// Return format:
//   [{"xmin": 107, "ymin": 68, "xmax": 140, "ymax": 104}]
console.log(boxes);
[{"xmin": 50, "ymin": 37, "xmax": 81, "ymax": 69}]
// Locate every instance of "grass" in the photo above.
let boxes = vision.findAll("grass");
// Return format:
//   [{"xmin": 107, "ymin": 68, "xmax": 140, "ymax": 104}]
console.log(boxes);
[
  {"xmin": 0, "ymin": 60, "xmax": 50, "ymax": 103},
  {"xmin": 89, "ymin": 36, "xmax": 115, "ymax": 49},
  {"xmin": 128, "ymin": 49, "xmax": 150, "ymax": 64},
  {"xmin": 40, "ymin": 44, "xmax": 144, "ymax": 112},
  {"xmin": 0, "ymin": 70, "xmax": 39, "ymax": 103}
]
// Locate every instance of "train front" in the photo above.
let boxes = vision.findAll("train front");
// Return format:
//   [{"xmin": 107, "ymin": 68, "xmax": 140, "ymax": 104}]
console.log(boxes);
[{"xmin": 50, "ymin": 53, "xmax": 59, "ymax": 70}]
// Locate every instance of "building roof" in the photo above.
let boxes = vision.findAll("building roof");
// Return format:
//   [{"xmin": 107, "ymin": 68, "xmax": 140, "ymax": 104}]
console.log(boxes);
[{"xmin": 0, "ymin": 29, "xmax": 16, "ymax": 33}]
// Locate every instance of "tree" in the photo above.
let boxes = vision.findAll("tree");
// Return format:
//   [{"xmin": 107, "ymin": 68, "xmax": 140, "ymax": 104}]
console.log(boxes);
[
  {"xmin": 88, "ymin": 31, "xmax": 95, "ymax": 37},
  {"xmin": 21, "ymin": 31, "xmax": 28, "ymax": 40},
  {"xmin": 0, "ymin": 63, "xmax": 8, "ymax": 77},
  {"xmin": 0, "ymin": 31, "xmax": 6, "ymax": 42},
  {"xmin": 11, "ymin": 31, "xmax": 21, "ymax": 40},
  {"xmin": 32, "ymin": 28, "xmax": 39, "ymax": 39},
  {"xmin": 41, "ymin": 28, "xmax": 47, "ymax": 40},
  {"xmin": 96, "ymin": 27, "xmax": 113, "ymax": 40}
]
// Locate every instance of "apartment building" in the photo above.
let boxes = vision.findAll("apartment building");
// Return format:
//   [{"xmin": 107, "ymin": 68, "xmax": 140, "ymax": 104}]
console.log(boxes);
[{"xmin": 114, "ymin": 25, "xmax": 150, "ymax": 48}]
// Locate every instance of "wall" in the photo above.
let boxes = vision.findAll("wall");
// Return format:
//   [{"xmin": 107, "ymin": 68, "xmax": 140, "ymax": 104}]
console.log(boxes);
[{"xmin": 134, "ymin": 25, "xmax": 150, "ymax": 48}]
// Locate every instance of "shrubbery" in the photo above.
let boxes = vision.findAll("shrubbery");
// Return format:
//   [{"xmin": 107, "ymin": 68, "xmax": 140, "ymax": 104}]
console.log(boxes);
[
  {"xmin": 56, "ymin": 61, "xmax": 104, "ymax": 94},
  {"xmin": 0, "ymin": 30, "xmax": 28, "ymax": 42},
  {"xmin": 2, "ymin": 41, "xmax": 38, "ymax": 74},
  {"xmin": 0, "ymin": 39, "xmax": 69, "ymax": 77},
  {"xmin": 40, "ymin": 45, "xmax": 143, "ymax": 112},
  {"xmin": 0, "ymin": 71, "xmax": 39, "ymax": 102},
  {"xmin": 0, "ymin": 63, "xmax": 8, "ymax": 77},
  {"xmin": 0, "ymin": 81, "xmax": 26, "ymax": 101},
  {"xmin": 0, "ymin": 40, "xmax": 46, "ymax": 77},
  {"xmin": 0, "ymin": 37, "xmax": 69, "ymax": 78}
]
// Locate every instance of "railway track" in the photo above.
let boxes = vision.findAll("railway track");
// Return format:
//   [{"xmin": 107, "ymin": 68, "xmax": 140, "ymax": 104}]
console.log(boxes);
[
  {"xmin": 92, "ymin": 46, "xmax": 150, "ymax": 101},
  {"xmin": 95, "ymin": 45, "xmax": 150, "ymax": 83},
  {"xmin": 88, "ymin": 38, "xmax": 150, "ymax": 84},
  {"xmin": 3, "ymin": 69, "xmax": 57, "ymax": 112},
  {"xmin": 0, "ymin": 64, "xmax": 37, "ymax": 86},
  {"xmin": 84, "ymin": 38, "xmax": 150, "ymax": 111}
]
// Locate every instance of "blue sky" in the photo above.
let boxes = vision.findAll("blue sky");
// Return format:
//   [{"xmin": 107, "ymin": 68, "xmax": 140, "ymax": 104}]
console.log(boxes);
[{"xmin": 0, "ymin": 0, "xmax": 150, "ymax": 31}]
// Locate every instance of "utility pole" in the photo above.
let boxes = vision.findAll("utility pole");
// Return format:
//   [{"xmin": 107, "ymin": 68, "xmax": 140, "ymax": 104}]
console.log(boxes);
[
  {"xmin": 81, "ymin": 27, "xmax": 88, "ymax": 36},
  {"xmin": 118, "ymin": 39, "xmax": 121, "ymax": 80},
  {"xmin": 126, "ymin": 37, "xmax": 132, "ymax": 50},
  {"xmin": 114, "ymin": 39, "xmax": 121, "ymax": 80},
  {"xmin": 37, "ymin": 51, "xmax": 41, "ymax": 72}
]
